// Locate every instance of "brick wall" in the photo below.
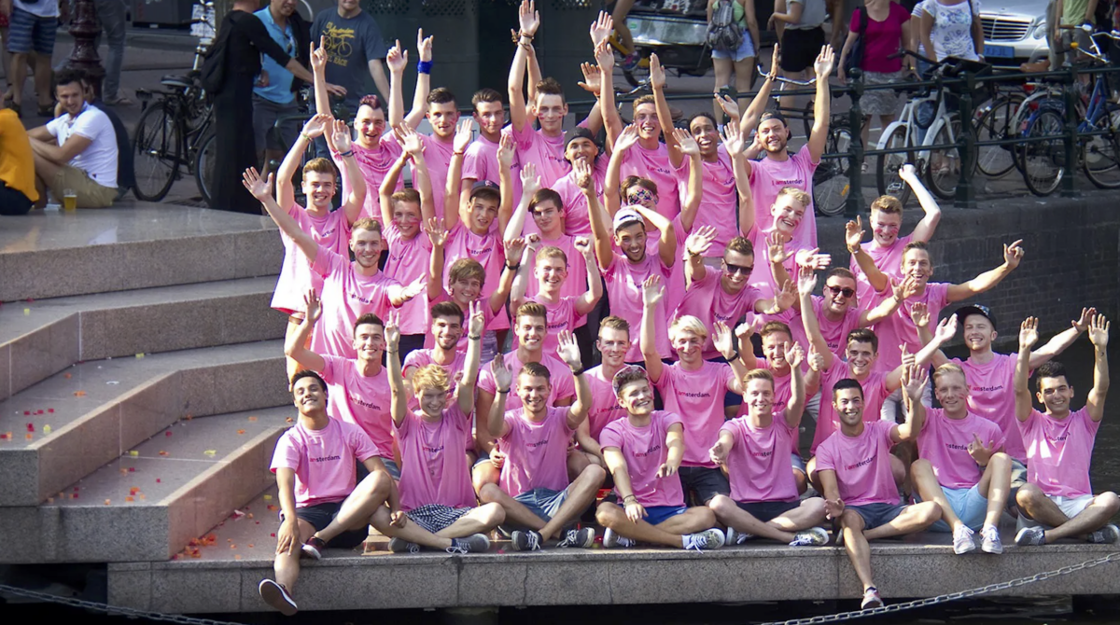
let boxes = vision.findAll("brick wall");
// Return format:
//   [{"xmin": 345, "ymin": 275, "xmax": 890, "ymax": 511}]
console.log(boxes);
[{"xmin": 816, "ymin": 193, "xmax": 1120, "ymax": 345}]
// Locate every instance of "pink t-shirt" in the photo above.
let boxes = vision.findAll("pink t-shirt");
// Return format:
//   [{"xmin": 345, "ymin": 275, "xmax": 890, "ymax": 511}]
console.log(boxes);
[
  {"xmin": 320, "ymin": 355, "xmax": 393, "ymax": 458},
  {"xmin": 270, "ymin": 418, "xmax": 379, "ymax": 507},
  {"xmin": 271, "ymin": 204, "xmax": 351, "ymax": 316},
  {"xmin": 512, "ymin": 124, "xmax": 569, "ymax": 188},
  {"xmin": 811, "ymin": 368, "xmax": 893, "ymax": 455},
  {"xmin": 384, "ymin": 222, "xmax": 433, "ymax": 335},
  {"xmin": 676, "ymin": 269, "xmax": 761, "ymax": 359},
  {"xmin": 918, "ymin": 408, "xmax": 1005, "ymax": 490},
  {"xmin": 1018, "ymin": 407, "xmax": 1100, "ymax": 498},
  {"xmin": 850, "ymin": 4, "xmax": 911, "ymax": 74},
  {"xmin": 523, "ymin": 234, "xmax": 589, "ymax": 306},
  {"xmin": 814, "ymin": 420, "xmax": 900, "ymax": 507},
  {"xmin": 599, "ymin": 411, "xmax": 686, "ymax": 508},
  {"xmin": 620, "ymin": 142, "xmax": 682, "ymax": 221},
  {"xmin": 477, "ymin": 351, "xmax": 576, "ymax": 410},
  {"xmin": 417, "ymin": 133, "xmax": 457, "ymax": 221},
  {"xmin": 721, "ymin": 413, "xmax": 799, "ymax": 503},
  {"xmin": 749, "ymin": 148, "xmax": 819, "ymax": 253},
  {"xmin": 443, "ymin": 223, "xmax": 509, "ymax": 331},
  {"xmin": 340, "ymin": 133, "xmax": 403, "ymax": 224},
  {"xmin": 463, "ymin": 128, "xmax": 521, "ymax": 207},
  {"xmin": 654, "ymin": 361, "xmax": 735, "ymax": 468},
  {"xmin": 403, "ymin": 348, "xmax": 468, "ymax": 394},
  {"xmin": 679, "ymin": 147, "xmax": 738, "ymax": 256},
  {"xmin": 746, "ymin": 227, "xmax": 804, "ymax": 300},
  {"xmin": 395, "ymin": 404, "xmax": 476, "ymax": 510},
  {"xmin": 869, "ymin": 281, "xmax": 950, "ymax": 371},
  {"xmin": 550, "ymin": 158, "xmax": 608, "ymax": 238},
  {"xmin": 952, "ymin": 353, "xmax": 1027, "ymax": 462},
  {"xmin": 604, "ymin": 251, "xmax": 673, "ymax": 361},
  {"xmin": 309, "ymin": 247, "xmax": 400, "ymax": 359},
  {"xmin": 774, "ymin": 295, "xmax": 862, "ymax": 359},
  {"xmin": 585, "ymin": 365, "xmax": 628, "ymax": 441},
  {"xmin": 511, "ymin": 296, "xmax": 579, "ymax": 354},
  {"xmin": 850, "ymin": 234, "xmax": 913, "ymax": 308},
  {"xmin": 498, "ymin": 406, "xmax": 574, "ymax": 495}
]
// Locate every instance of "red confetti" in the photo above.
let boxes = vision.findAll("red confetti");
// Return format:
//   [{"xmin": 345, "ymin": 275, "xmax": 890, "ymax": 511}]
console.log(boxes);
[
  {"xmin": 247, "ymin": 543, "xmax": 255, "ymax": 548},
  {"xmin": 158, "ymin": 451, "xmax": 169, "ymax": 456},
  {"xmin": 125, "ymin": 496, "xmax": 135, "ymax": 502},
  {"xmin": 25, "ymin": 433, "xmax": 33, "ymax": 440},
  {"xmin": 190, "ymin": 551, "xmax": 201, "ymax": 559},
  {"xmin": 128, "ymin": 467, "xmax": 136, "ymax": 472},
  {"xmin": 237, "ymin": 429, "xmax": 246, "ymax": 435},
  {"xmin": 165, "ymin": 431, "xmax": 172, "ymax": 437},
  {"xmin": 71, "ymin": 494, "xmax": 78, "ymax": 499},
  {"xmin": 48, "ymin": 409, "xmax": 54, "ymax": 413},
  {"xmin": 0, "ymin": 433, "xmax": 8, "ymax": 440},
  {"xmin": 35, "ymin": 410, "xmax": 43, "ymax": 415},
  {"xmin": 172, "ymin": 554, "xmax": 180, "ymax": 560},
  {"xmin": 255, "ymin": 521, "xmax": 260, "ymax": 525},
  {"xmin": 73, "ymin": 390, "xmax": 86, "ymax": 397},
  {"xmin": 26, "ymin": 423, "xmax": 34, "ymax": 432},
  {"xmin": 64, "ymin": 373, "xmax": 72, "ymax": 379},
  {"xmin": 156, "ymin": 478, "xmax": 161, "ymax": 483},
  {"xmin": 23, "ymin": 411, "xmax": 30, "ymax": 416},
  {"xmin": 129, "ymin": 487, "xmax": 140, "ymax": 495},
  {"xmin": 271, "ymin": 533, "xmax": 276, "ymax": 537},
  {"xmin": 266, "ymin": 504, "xmax": 277, "ymax": 511},
  {"xmin": 248, "ymin": 416, "xmax": 258, "ymax": 422}
]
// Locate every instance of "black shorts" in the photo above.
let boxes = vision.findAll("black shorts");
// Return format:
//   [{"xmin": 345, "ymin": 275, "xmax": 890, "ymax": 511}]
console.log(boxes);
[
  {"xmin": 736, "ymin": 499, "xmax": 801, "ymax": 522},
  {"xmin": 0, "ymin": 181, "xmax": 33, "ymax": 216},
  {"xmin": 780, "ymin": 26, "xmax": 826, "ymax": 73},
  {"xmin": 679, "ymin": 466, "xmax": 731, "ymax": 505},
  {"xmin": 286, "ymin": 501, "xmax": 369, "ymax": 549}
]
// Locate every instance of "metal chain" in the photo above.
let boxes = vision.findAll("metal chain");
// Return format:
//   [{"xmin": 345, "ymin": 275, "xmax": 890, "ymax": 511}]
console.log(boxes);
[
  {"xmin": 757, "ymin": 551, "xmax": 1120, "ymax": 625},
  {"xmin": 0, "ymin": 584, "xmax": 246, "ymax": 625}
]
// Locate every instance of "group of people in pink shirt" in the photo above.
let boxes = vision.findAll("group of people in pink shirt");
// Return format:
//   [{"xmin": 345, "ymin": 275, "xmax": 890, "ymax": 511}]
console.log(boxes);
[{"xmin": 243, "ymin": 2, "xmax": 1118, "ymax": 617}]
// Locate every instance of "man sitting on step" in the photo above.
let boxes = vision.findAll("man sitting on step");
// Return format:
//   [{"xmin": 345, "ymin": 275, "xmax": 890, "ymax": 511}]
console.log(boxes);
[{"xmin": 258, "ymin": 370, "xmax": 395, "ymax": 616}]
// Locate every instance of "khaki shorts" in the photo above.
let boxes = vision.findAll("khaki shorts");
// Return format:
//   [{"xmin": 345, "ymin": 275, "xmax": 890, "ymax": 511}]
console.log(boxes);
[{"xmin": 51, "ymin": 165, "xmax": 116, "ymax": 208}]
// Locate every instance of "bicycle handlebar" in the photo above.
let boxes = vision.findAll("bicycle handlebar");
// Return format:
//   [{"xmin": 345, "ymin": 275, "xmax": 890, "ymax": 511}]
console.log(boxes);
[{"xmin": 755, "ymin": 65, "xmax": 817, "ymax": 86}]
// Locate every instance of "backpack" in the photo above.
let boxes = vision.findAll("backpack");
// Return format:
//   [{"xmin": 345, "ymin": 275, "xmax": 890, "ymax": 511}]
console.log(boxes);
[
  {"xmin": 707, "ymin": 0, "xmax": 744, "ymax": 52},
  {"xmin": 843, "ymin": 7, "xmax": 869, "ymax": 76},
  {"xmin": 200, "ymin": 14, "xmax": 235, "ymax": 95}
]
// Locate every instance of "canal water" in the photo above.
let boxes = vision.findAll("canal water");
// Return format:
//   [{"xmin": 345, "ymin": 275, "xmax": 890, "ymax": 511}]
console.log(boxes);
[{"xmin": 3, "ymin": 342, "xmax": 1117, "ymax": 625}]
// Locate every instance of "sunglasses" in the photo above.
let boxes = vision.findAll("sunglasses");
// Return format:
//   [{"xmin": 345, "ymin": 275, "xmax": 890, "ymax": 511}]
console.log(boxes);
[
  {"xmin": 724, "ymin": 262, "xmax": 753, "ymax": 276},
  {"xmin": 825, "ymin": 285, "xmax": 856, "ymax": 298}
]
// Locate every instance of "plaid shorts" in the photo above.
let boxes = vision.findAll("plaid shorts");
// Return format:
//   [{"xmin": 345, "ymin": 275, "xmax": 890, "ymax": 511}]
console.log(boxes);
[
  {"xmin": 7, "ymin": 7, "xmax": 57, "ymax": 55},
  {"xmin": 406, "ymin": 504, "xmax": 472, "ymax": 534}
]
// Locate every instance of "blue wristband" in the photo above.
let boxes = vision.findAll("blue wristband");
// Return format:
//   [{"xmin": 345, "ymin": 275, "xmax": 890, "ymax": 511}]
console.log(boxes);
[{"xmin": 417, "ymin": 60, "xmax": 433, "ymax": 74}]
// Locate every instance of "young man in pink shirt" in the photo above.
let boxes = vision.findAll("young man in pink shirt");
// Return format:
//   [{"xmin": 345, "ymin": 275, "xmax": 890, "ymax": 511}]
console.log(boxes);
[
  {"xmin": 549, "ymin": 127, "xmax": 607, "ymax": 239},
  {"xmin": 576, "ymin": 316, "xmax": 633, "ymax": 466},
  {"xmin": 460, "ymin": 88, "xmax": 520, "ymax": 211},
  {"xmin": 427, "ymin": 246, "xmax": 521, "ymax": 363},
  {"xmin": 403, "ymin": 302, "xmax": 468, "ymax": 406},
  {"xmin": 413, "ymin": 87, "xmax": 460, "ymax": 221},
  {"xmin": 641, "ymin": 277, "xmax": 751, "ymax": 504},
  {"xmin": 479, "ymin": 332, "xmax": 605, "ymax": 551},
  {"xmin": 909, "ymin": 363, "xmax": 1012, "ymax": 555},
  {"xmin": 815, "ymin": 369, "xmax": 942, "ymax": 610},
  {"xmin": 594, "ymin": 365, "xmax": 727, "ymax": 550},
  {"xmin": 510, "ymin": 242, "xmax": 601, "ymax": 353},
  {"xmin": 708, "ymin": 368, "xmax": 830, "ymax": 547},
  {"xmin": 371, "ymin": 306, "xmax": 505, "ymax": 553},
  {"xmin": 244, "ymin": 169, "xmax": 426, "ymax": 361},
  {"xmin": 258, "ymin": 371, "xmax": 395, "ymax": 616},
  {"xmin": 1013, "ymin": 315, "xmax": 1119, "ymax": 546},
  {"xmin": 285, "ymin": 291, "xmax": 399, "ymax": 478},
  {"xmin": 846, "ymin": 165, "xmax": 942, "ymax": 305}
]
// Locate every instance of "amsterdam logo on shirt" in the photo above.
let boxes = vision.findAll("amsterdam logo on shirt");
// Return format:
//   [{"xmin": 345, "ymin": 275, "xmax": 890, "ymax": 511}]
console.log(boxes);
[
  {"xmin": 634, "ymin": 441, "xmax": 663, "ymax": 459},
  {"xmin": 321, "ymin": 22, "xmax": 356, "ymax": 66}
]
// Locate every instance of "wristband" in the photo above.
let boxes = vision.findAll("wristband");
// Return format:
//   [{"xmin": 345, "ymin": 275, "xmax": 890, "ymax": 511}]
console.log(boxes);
[
  {"xmin": 336, "ymin": 150, "xmax": 354, "ymax": 158},
  {"xmin": 497, "ymin": 388, "xmax": 511, "ymax": 394},
  {"xmin": 468, "ymin": 334, "xmax": 481, "ymax": 340},
  {"xmin": 623, "ymin": 494, "xmax": 638, "ymax": 503},
  {"xmin": 506, "ymin": 262, "xmax": 520, "ymax": 271},
  {"xmin": 300, "ymin": 132, "xmax": 311, "ymax": 141},
  {"xmin": 417, "ymin": 60, "xmax": 433, "ymax": 74},
  {"xmin": 570, "ymin": 367, "xmax": 585, "ymax": 377}
]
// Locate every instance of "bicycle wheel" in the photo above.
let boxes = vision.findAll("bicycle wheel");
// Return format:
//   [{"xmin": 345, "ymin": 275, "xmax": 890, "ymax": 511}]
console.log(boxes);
[
  {"xmin": 194, "ymin": 131, "xmax": 219, "ymax": 207},
  {"xmin": 1017, "ymin": 108, "xmax": 1066, "ymax": 196},
  {"xmin": 813, "ymin": 123, "xmax": 853, "ymax": 216},
  {"xmin": 1082, "ymin": 106, "xmax": 1120, "ymax": 189},
  {"xmin": 925, "ymin": 119, "xmax": 963, "ymax": 201},
  {"xmin": 876, "ymin": 124, "xmax": 914, "ymax": 205},
  {"xmin": 975, "ymin": 94, "xmax": 1023, "ymax": 178},
  {"xmin": 132, "ymin": 103, "xmax": 182, "ymax": 202}
]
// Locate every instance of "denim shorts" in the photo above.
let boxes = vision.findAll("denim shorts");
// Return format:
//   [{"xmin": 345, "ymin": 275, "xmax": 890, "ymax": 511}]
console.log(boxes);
[
  {"xmin": 712, "ymin": 30, "xmax": 756, "ymax": 62},
  {"xmin": 850, "ymin": 502, "xmax": 905, "ymax": 530},
  {"xmin": 927, "ymin": 485, "xmax": 988, "ymax": 532},
  {"xmin": 515, "ymin": 487, "xmax": 569, "ymax": 523}
]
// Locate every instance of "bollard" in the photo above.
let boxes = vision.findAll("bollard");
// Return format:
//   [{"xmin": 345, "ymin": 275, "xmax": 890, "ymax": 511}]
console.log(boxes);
[
  {"xmin": 1061, "ymin": 64, "xmax": 1079, "ymax": 198},
  {"xmin": 845, "ymin": 70, "xmax": 864, "ymax": 218},
  {"xmin": 955, "ymin": 68, "xmax": 977, "ymax": 208}
]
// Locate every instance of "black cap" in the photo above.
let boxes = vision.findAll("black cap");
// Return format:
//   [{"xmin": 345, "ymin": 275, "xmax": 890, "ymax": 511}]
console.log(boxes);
[
  {"xmin": 470, "ymin": 179, "xmax": 500, "ymax": 201},
  {"xmin": 955, "ymin": 304, "xmax": 996, "ymax": 331},
  {"xmin": 564, "ymin": 126, "xmax": 599, "ymax": 150}
]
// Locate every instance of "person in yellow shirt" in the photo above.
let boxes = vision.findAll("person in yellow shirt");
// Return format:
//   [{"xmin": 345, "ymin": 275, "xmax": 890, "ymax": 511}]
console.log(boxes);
[{"xmin": 0, "ymin": 107, "xmax": 36, "ymax": 215}]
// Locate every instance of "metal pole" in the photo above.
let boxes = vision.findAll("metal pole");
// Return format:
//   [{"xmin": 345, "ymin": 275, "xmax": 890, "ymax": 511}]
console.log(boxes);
[
  {"xmin": 1061, "ymin": 63, "xmax": 1078, "ymax": 198},
  {"xmin": 65, "ymin": 0, "xmax": 106, "ymax": 99},
  {"xmin": 955, "ymin": 69, "xmax": 977, "ymax": 208},
  {"xmin": 845, "ymin": 70, "xmax": 863, "ymax": 219}
]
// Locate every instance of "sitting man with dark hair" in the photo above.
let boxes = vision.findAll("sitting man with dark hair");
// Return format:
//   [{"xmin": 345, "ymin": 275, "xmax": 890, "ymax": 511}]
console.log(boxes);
[{"xmin": 27, "ymin": 68, "xmax": 118, "ymax": 208}]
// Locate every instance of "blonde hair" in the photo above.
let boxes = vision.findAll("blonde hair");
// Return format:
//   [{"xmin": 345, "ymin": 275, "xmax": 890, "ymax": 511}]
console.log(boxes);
[
  {"xmin": 536, "ymin": 246, "xmax": 568, "ymax": 266},
  {"xmin": 742, "ymin": 368, "xmax": 775, "ymax": 391},
  {"xmin": 870, "ymin": 195, "xmax": 903, "ymax": 215},
  {"xmin": 669, "ymin": 315, "xmax": 709, "ymax": 341},
  {"xmin": 775, "ymin": 186, "xmax": 810, "ymax": 208},
  {"xmin": 932, "ymin": 362, "xmax": 967, "ymax": 387},
  {"xmin": 412, "ymin": 364, "xmax": 450, "ymax": 394},
  {"xmin": 352, "ymin": 218, "xmax": 383, "ymax": 235}
]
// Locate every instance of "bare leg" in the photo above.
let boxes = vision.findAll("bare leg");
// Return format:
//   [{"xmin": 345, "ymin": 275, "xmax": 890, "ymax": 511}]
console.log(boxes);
[
  {"xmin": 471, "ymin": 460, "xmax": 500, "ymax": 497},
  {"xmin": 709, "ymin": 493, "xmax": 798, "ymax": 543},
  {"xmin": 477, "ymin": 483, "xmax": 547, "ymax": 532},
  {"xmin": 32, "ymin": 150, "xmax": 61, "ymax": 207},
  {"xmin": 862, "ymin": 501, "xmax": 941, "ymax": 540},
  {"xmin": 10, "ymin": 52, "xmax": 28, "ymax": 108},
  {"xmin": 976, "ymin": 452, "xmax": 1012, "ymax": 529},
  {"xmin": 274, "ymin": 518, "xmax": 316, "ymax": 592},
  {"xmin": 713, "ymin": 57, "xmax": 734, "ymax": 122},
  {"xmin": 312, "ymin": 470, "xmax": 390, "ymax": 543},
  {"xmin": 612, "ymin": 0, "xmax": 637, "ymax": 53},
  {"xmin": 794, "ymin": 468, "xmax": 808, "ymax": 496},
  {"xmin": 1019, "ymin": 486, "xmax": 1120, "ymax": 543},
  {"xmin": 596, "ymin": 501, "xmax": 687, "ymax": 547},
  {"xmin": 32, "ymin": 53, "xmax": 51, "ymax": 108},
  {"xmin": 567, "ymin": 448, "xmax": 591, "ymax": 482},
  {"xmin": 734, "ymin": 56, "xmax": 756, "ymax": 115},
  {"xmin": 538, "ymin": 465, "xmax": 606, "ymax": 540},
  {"xmin": 1015, "ymin": 483, "xmax": 1070, "ymax": 528},
  {"xmin": 911, "ymin": 458, "xmax": 963, "ymax": 531},
  {"xmin": 433, "ymin": 502, "xmax": 505, "ymax": 538},
  {"xmin": 839, "ymin": 509, "xmax": 875, "ymax": 590},
  {"xmin": 654, "ymin": 506, "xmax": 717, "ymax": 534},
  {"xmin": 769, "ymin": 497, "xmax": 829, "ymax": 532},
  {"xmin": 370, "ymin": 506, "xmax": 454, "ymax": 550}
]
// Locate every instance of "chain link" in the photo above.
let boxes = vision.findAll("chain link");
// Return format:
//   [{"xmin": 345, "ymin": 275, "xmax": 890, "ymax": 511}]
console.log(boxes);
[
  {"xmin": 757, "ymin": 551, "xmax": 1120, "ymax": 625},
  {"xmin": 0, "ymin": 584, "xmax": 246, "ymax": 625}
]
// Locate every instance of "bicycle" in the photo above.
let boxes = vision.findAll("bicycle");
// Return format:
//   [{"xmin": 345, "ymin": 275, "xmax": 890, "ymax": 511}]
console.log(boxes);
[{"xmin": 1015, "ymin": 27, "xmax": 1120, "ymax": 195}]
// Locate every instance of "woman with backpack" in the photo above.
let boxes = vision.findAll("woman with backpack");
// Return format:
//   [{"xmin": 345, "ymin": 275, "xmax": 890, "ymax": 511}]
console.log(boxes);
[
  {"xmin": 708, "ymin": 0, "xmax": 760, "ymax": 123},
  {"xmin": 837, "ymin": 0, "xmax": 916, "ymax": 161},
  {"xmin": 919, "ymin": 0, "xmax": 984, "ymax": 63}
]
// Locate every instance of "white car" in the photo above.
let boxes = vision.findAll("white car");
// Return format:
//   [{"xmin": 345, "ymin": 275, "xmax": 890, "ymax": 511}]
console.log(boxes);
[{"xmin": 979, "ymin": 0, "xmax": 1052, "ymax": 63}]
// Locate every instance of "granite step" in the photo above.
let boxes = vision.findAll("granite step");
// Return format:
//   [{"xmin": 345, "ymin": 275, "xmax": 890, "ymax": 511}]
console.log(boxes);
[
  {"xmin": 0, "ymin": 340, "xmax": 287, "ymax": 508},
  {"xmin": 0, "ymin": 205, "xmax": 281, "ymax": 302},
  {"xmin": 0, "ymin": 277, "xmax": 286, "ymax": 402},
  {"xmin": 0, "ymin": 407, "xmax": 294, "ymax": 564}
]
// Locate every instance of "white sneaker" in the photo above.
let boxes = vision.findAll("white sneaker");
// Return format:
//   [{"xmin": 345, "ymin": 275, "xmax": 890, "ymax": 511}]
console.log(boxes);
[
  {"xmin": 953, "ymin": 525, "xmax": 977, "ymax": 555},
  {"xmin": 683, "ymin": 528, "xmax": 726, "ymax": 551},
  {"xmin": 980, "ymin": 525, "xmax": 1003, "ymax": 554},
  {"xmin": 725, "ymin": 527, "xmax": 753, "ymax": 545},
  {"xmin": 603, "ymin": 528, "xmax": 635, "ymax": 548},
  {"xmin": 788, "ymin": 526, "xmax": 829, "ymax": 547}
]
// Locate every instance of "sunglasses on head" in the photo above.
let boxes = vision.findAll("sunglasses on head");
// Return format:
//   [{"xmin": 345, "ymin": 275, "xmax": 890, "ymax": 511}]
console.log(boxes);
[
  {"xmin": 825, "ymin": 284, "xmax": 856, "ymax": 298},
  {"xmin": 724, "ymin": 262, "xmax": 753, "ymax": 276}
]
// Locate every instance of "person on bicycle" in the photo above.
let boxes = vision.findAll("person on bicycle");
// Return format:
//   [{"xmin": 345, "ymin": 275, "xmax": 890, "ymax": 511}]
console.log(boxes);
[{"xmin": 708, "ymin": 0, "xmax": 761, "ymax": 123}]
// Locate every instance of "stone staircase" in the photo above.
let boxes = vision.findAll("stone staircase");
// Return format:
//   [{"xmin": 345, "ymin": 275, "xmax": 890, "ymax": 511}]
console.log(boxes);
[{"xmin": 0, "ymin": 204, "xmax": 292, "ymax": 564}]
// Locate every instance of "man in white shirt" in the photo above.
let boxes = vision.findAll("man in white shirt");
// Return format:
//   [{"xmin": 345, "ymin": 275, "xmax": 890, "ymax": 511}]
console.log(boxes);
[{"xmin": 27, "ymin": 69, "xmax": 118, "ymax": 208}]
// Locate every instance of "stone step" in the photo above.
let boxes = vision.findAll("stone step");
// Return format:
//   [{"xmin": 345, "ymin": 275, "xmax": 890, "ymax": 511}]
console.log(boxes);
[
  {"xmin": 0, "ymin": 407, "xmax": 294, "ymax": 564},
  {"xmin": 0, "ymin": 340, "xmax": 287, "ymax": 508},
  {"xmin": 0, "ymin": 205, "xmax": 281, "ymax": 302},
  {"xmin": 0, "ymin": 277, "xmax": 286, "ymax": 402}
]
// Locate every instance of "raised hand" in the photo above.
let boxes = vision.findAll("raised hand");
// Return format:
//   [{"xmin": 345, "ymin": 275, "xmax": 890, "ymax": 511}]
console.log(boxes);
[
  {"xmin": 898, "ymin": 162, "xmax": 918, "ymax": 182},
  {"xmin": 302, "ymin": 113, "xmax": 332, "ymax": 139},
  {"xmin": 417, "ymin": 28, "xmax": 433, "ymax": 62},
  {"xmin": 577, "ymin": 61, "xmax": 602, "ymax": 95},
  {"xmin": 768, "ymin": 44, "xmax": 780, "ymax": 80},
  {"xmin": 573, "ymin": 236, "xmax": 593, "ymax": 261},
  {"xmin": 310, "ymin": 37, "xmax": 328, "ymax": 72},
  {"xmin": 241, "ymin": 167, "xmax": 273, "ymax": 201},
  {"xmin": 454, "ymin": 118, "xmax": 474, "ymax": 155},
  {"xmin": 901, "ymin": 362, "xmax": 928, "ymax": 403},
  {"xmin": 813, "ymin": 44, "xmax": 836, "ymax": 78},
  {"xmin": 1072, "ymin": 307, "xmax": 1097, "ymax": 333},
  {"xmin": 715, "ymin": 94, "xmax": 740, "ymax": 122},
  {"xmin": 497, "ymin": 132, "xmax": 516, "ymax": 168},
  {"xmin": 910, "ymin": 301, "xmax": 930, "ymax": 328},
  {"xmin": 594, "ymin": 38, "xmax": 614, "ymax": 71},
  {"xmin": 401, "ymin": 276, "xmax": 428, "ymax": 300},
  {"xmin": 797, "ymin": 265, "xmax": 817, "ymax": 297},
  {"xmin": 775, "ymin": 279, "xmax": 797, "ymax": 311},
  {"xmin": 467, "ymin": 300, "xmax": 485, "ymax": 338},
  {"xmin": 735, "ymin": 319, "xmax": 758, "ymax": 342},
  {"xmin": 784, "ymin": 341, "xmax": 805, "ymax": 370},
  {"xmin": 808, "ymin": 344, "xmax": 826, "ymax": 372},
  {"xmin": 649, "ymin": 53, "xmax": 666, "ymax": 89},
  {"xmin": 1088, "ymin": 313, "xmax": 1110, "ymax": 348},
  {"xmin": 526, "ymin": 232, "xmax": 542, "ymax": 253},
  {"xmin": 505, "ymin": 236, "xmax": 528, "ymax": 263},
  {"xmin": 672, "ymin": 128, "xmax": 701, "ymax": 158},
  {"xmin": 302, "ymin": 289, "xmax": 323, "ymax": 324},
  {"xmin": 589, "ymin": 11, "xmax": 613, "ymax": 47},
  {"xmin": 520, "ymin": 161, "xmax": 541, "ymax": 196},
  {"xmin": 385, "ymin": 311, "xmax": 401, "ymax": 348},
  {"xmin": 491, "ymin": 353, "xmax": 513, "ymax": 392},
  {"xmin": 1003, "ymin": 239, "xmax": 1025, "ymax": 269},
  {"xmin": 709, "ymin": 439, "xmax": 730, "ymax": 466},
  {"xmin": 573, "ymin": 158, "xmax": 594, "ymax": 190},
  {"xmin": 423, "ymin": 217, "xmax": 448, "ymax": 248},
  {"xmin": 712, "ymin": 321, "xmax": 735, "ymax": 359},
  {"xmin": 684, "ymin": 227, "xmax": 717, "ymax": 258},
  {"xmin": 893, "ymin": 275, "xmax": 921, "ymax": 302},
  {"xmin": 518, "ymin": 0, "xmax": 540, "ymax": 37},
  {"xmin": 396, "ymin": 124, "xmax": 423, "ymax": 156},
  {"xmin": 845, "ymin": 216, "xmax": 864, "ymax": 251},
  {"xmin": 900, "ymin": 343, "xmax": 915, "ymax": 369},
  {"xmin": 720, "ymin": 121, "xmax": 744, "ymax": 155},
  {"xmin": 386, "ymin": 39, "xmax": 406, "ymax": 74},
  {"xmin": 556, "ymin": 330, "xmax": 583, "ymax": 369},
  {"xmin": 1019, "ymin": 316, "xmax": 1040, "ymax": 350},
  {"xmin": 615, "ymin": 123, "xmax": 640, "ymax": 153},
  {"xmin": 328, "ymin": 118, "xmax": 352, "ymax": 153},
  {"xmin": 795, "ymin": 248, "xmax": 832, "ymax": 270},
  {"xmin": 967, "ymin": 433, "xmax": 993, "ymax": 465},
  {"xmin": 933, "ymin": 315, "xmax": 958, "ymax": 343},
  {"xmin": 767, "ymin": 232, "xmax": 794, "ymax": 265},
  {"xmin": 642, "ymin": 274, "xmax": 664, "ymax": 307}
]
